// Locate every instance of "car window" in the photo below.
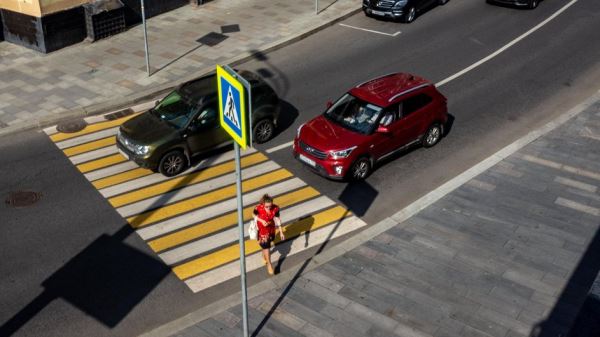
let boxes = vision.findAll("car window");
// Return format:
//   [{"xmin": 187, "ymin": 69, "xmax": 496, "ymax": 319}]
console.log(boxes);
[
  {"xmin": 324, "ymin": 94, "xmax": 383, "ymax": 134},
  {"xmin": 154, "ymin": 91, "xmax": 196, "ymax": 129},
  {"xmin": 380, "ymin": 111, "xmax": 395, "ymax": 127},
  {"xmin": 191, "ymin": 103, "xmax": 218, "ymax": 129},
  {"xmin": 401, "ymin": 93, "xmax": 432, "ymax": 117}
]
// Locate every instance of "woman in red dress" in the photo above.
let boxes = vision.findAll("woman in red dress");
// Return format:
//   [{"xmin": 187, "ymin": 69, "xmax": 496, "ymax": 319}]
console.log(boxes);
[{"xmin": 253, "ymin": 194, "xmax": 285, "ymax": 275}]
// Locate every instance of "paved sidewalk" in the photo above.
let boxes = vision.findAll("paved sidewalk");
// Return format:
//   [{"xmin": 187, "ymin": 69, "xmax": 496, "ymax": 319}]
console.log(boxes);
[
  {"xmin": 0, "ymin": 0, "xmax": 358, "ymax": 133},
  {"xmin": 162, "ymin": 97, "xmax": 600, "ymax": 337}
]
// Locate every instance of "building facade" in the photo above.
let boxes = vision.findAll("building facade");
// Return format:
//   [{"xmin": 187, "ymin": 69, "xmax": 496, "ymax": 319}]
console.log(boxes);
[{"xmin": 0, "ymin": 0, "xmax": 190, "ymax": 53}]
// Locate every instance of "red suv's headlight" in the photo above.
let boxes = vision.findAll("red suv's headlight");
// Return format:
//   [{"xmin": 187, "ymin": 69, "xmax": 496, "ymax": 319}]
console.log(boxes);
[{"xmin": 329, "ymin": 146, "xmax": 357, "ymax": 159}]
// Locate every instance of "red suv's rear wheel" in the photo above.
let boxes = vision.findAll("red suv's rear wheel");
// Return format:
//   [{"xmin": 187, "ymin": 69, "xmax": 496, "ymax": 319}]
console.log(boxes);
[{"xmin": 422, "ymin": 123, "xmax": 442, "ymax": 148}]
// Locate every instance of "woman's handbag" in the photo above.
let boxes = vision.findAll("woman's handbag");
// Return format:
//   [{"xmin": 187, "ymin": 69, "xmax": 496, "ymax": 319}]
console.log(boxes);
[{"xmin": 249, "ymin": 219, "xmax": 258, "ymax": 240}]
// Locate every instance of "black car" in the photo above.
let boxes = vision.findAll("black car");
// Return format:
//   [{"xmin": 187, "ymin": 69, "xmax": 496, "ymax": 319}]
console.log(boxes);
[
  {"xmin": 486, "ymin": 0, "xmax": 540, "ymax": 9},
  {"xmin": 116, "ymin": 70, "xmax": 280, "ymax": 176},
  {"xmin": 362, "ymin": 0, "xmax": 449, "ymax": 23}
]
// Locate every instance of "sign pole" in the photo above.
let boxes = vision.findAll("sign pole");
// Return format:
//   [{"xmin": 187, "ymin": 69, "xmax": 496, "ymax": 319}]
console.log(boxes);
[
  {"xmin": 141, "ymin": 0, "xmax": 150, "ymax": 76},
  {"xmin": 217, "ymin": 64, "xmax": 251, "ymax": 337},
  {"xmin": 234, "ymin": 141, "xmax": 249, "ymax": 337}
]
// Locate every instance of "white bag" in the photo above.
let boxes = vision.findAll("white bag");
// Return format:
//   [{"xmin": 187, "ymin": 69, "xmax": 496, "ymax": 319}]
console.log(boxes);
[{"xmin": 248, "ymin": 219, "xmax": 258, "ymax": 240}]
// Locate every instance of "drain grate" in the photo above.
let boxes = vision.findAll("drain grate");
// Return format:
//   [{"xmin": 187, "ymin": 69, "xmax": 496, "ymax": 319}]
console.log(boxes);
[
  {"xmin": 57, "ymin": 119, "xmax": 87, "ymax": 133},
  {"xmin": 5, "ymin": 191, "xmax": 42, "ymax": 208},
  {"xmin": 105, "ymin": 108, "xmax": 134, "ymax": 121}
]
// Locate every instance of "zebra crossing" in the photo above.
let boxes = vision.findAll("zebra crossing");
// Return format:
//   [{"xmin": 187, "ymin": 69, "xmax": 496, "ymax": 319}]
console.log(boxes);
[{"xmin": 44, "ymin": 106, "xmax": 367, "ymax": 293}]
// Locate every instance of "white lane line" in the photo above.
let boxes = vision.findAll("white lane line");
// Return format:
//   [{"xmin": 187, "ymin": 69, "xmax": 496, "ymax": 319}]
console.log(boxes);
[
  {"xmin": 54, "ymin": 127, "xmax": 118, "ymax": 149},
  {"xmin": 99, "ymin": 148, "xmax": 254, "ymax": 198},
  {"xmin": 266, "ymin": 140, "xmax": 294, "ymax": 153},
  {"xmin": 159, "ymin": 196, "xmax": 336, "ymax": 265},
  {"xmin": 136, "ymin": 178, "xmax": 307, "ymax": 240},
  {"xmin": 436, "ymin": 0, "xmax": 578, "ymax": 87},
  {"xmin": 69, "ymin": 146, "xmax": 118, "ymax": 165},
  {"xmin": 85, "ymin": 161, "xmax": 140, "ymax": 181},
  {"xmin": 184, "ymin": 216, "xmax": 366, "ymax": 293},
  {"xmin": 339, "ymin": 23, "xmax": 401, "ymax": 37},
  {"xmin": 117, "ymin": 161, "xmax": 280, "ymax": 218}
]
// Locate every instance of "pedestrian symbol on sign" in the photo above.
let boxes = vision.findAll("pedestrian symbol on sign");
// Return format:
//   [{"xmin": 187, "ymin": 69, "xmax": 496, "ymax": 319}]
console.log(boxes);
[{"xmin": 224, "ymin": 87, "xmax": 240, "ymax": 130}]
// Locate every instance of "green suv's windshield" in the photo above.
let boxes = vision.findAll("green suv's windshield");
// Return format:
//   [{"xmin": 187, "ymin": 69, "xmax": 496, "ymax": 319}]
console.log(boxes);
[
  {"xmin": 324, "ymin": 94, "xmax": 383, "ymax": 134},
  {"xmin": 153, "ymin": 91, "xmax": 196, "ymax": 129}
]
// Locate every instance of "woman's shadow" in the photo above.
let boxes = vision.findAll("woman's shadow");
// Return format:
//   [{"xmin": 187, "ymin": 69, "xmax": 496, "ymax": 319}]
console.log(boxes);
[{"xmin": 272, "ymin": 215, "xmax": 314, "ymax": 275}]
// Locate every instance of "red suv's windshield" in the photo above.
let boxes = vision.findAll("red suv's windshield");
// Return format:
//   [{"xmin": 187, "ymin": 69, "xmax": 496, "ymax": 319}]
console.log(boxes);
[{"xmin": 324, "ymin": 94, "xmax": 383, "ymax": 134}]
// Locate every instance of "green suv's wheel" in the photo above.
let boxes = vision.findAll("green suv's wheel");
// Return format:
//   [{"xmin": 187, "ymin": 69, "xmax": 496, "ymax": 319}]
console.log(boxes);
[
  {"xmin": 348, "ymin": 157, "xmax": 371, "ymax": 181},
  {"xmin": 402, "ymin": 6, "xmax": 416, "ymax": 23},
  {"xmin": 159, "ymin": 150, "xmax": 187, "ymax": 177},
  {"xmin": 422, "ymin": 123, "xmax": 442, "ymax": 148},
  {"xmin": 253, "ymin": 119, "xmax": 275, "ymax": 144}
]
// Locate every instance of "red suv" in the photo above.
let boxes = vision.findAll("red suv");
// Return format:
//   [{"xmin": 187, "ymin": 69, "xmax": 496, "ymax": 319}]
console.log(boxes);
[{"xmin": 293, "ymin": 73, "xmax": 448, "ymax": 180}]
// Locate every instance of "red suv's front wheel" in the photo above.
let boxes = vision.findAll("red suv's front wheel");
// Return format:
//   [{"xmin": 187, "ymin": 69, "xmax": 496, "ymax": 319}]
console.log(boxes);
[{"xmin": 348, "ymin": 157, "xmax": 371, "ymax": 181}]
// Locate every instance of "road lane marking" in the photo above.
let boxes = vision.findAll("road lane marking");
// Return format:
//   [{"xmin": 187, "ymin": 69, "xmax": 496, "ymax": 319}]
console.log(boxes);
[
  {"xmin": 136, "ymin": 178, "xmax": 307, "ymax": 241},
  {"xmin": 555, "ymin": 197, "xmax": 599, "ymax": 216},
  {"xmin": 173, "ymin": 205, "xmax": 351, "ymax": 280},
  {"xmin": 436, "ymin": 0, "xmax": 578, "ymax": 87},
  {"xmin": 184, "ymin": 216, "xmax": 364, "ymax": 293},
  {"xmin": 108, "ymin": 152, "xmax": 268, "ymax": 207},
  {"xmin": 116, "ymin": 161, "xmax": 279, "ymax": 218},
  {"xmin": 63, "ymin": 136, "xmax": 115, "ymax": 157},
  {"xmin": 266, "ymin": 140, "xmax": 294, "ymax": 153},
  {"xmin": 150, "ymin": 189, "xmax": 327, "ymax": 255},
  {"xmin": 339, "ymin": 23, "xmax": 401, "ymax": 37},
  {"xmin": 69, "ymin": 146, "xmax": 118, "ymax": 165},
  {"xmin": 92, "ymin": 167, "xmax": 154, "ymax": 189},
  {"xmin": 76, "ymin": 153, "xmax": 127, "ymax": 173},
  {"xmin": 50, "ymin": 113, "xmax": 139, "ymax": 142},
  {"xmin": 55, "ymin": 128, "xmax": 119, "ymax": 149},
  {"xmin": 126, "ymin": 168, "xmax": 293, "ymax": 228},
  {"xmin": 85, "ymin": 161, "xmax": 140, "ymax": 181}
]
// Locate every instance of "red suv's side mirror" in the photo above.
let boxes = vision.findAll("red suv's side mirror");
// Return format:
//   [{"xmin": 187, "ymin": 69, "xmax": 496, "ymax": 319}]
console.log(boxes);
[
  {"xmin": 326, "ymin": 101, "xmax": 333, "ymax": 109},
  {"xmin": 376, "ymin": 126, "xmax": 390, "ymax": 133}
]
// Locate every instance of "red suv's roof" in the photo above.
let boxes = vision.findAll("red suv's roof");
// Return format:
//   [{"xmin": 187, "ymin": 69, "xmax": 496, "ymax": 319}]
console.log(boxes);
[{"xmin": 349, "ymin": 73, "xmax": 430, "ymax": 108}]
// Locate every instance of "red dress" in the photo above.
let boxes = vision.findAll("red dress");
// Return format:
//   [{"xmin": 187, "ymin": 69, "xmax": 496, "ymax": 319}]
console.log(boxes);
[{"xmin": 254, "ymin": 204, "xmax": 280, "ymax": 239}]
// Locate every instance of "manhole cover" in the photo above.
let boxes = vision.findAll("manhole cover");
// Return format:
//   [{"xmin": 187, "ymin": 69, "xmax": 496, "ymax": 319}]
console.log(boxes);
[
  {"xmin": 5, "ymin": 191, "xmax": 42, "ymax": 208},
  {"xmin": 57, "ymin": 119, "xmax": 87, "ymax": 133}
]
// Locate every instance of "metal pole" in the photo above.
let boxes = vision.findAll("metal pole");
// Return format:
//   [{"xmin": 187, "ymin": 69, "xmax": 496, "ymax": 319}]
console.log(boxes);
[
  {"xmin": 315, "ymin": 0, "xmax": 318, "ymax": 14},
  {"xmin": 234, "ymin": 141, "xmax": 249, "ymax": 337},
  {"xmin": 141, "ymin": 0, "xmax": 150, "ymax": 76}
]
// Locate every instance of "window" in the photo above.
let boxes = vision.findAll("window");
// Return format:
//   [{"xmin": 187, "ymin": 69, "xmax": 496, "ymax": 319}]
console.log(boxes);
[
  {"xmin": 401, "ymin": 94, "xmax": 432, "ymax": 117},
  {"xmin": 190, "ymin": 103, "xmax": 218, "ymax": 130},
  {"xmin": 324, "ymin": 94, "xmax": 383, "ymax": 134}
]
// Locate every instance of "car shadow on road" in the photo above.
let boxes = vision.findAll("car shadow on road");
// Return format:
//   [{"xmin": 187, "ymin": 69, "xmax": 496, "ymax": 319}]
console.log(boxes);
[
  {"xmin": 272, "ymin": 99, "xmax": 299, "ymax": 139},
  {"xmin": 0, "ymin": 225, "xmax": 170, "ymax": 336},
  {"xmin": 529, "ymin": 227, "xmax": 600, "ymax": 337}
]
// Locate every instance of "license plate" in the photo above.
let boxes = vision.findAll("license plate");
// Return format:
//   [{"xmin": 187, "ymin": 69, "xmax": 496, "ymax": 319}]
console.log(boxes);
[
  {"xmin": 299, "ymin": 154, "xmax": 316, "ymax": 167},
  {"xmin": 118, "ymin": 148, "xmax": 130, "ymax": 160},
  {"xmin": 371, "ymin": 10, "xmax": 385, "ymax": 16}
]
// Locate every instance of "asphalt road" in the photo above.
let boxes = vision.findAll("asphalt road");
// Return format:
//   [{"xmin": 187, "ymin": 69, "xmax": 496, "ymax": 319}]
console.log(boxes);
[{"xmin": 1, "ymin": 0, "xmax": 600, "ymax": 336}]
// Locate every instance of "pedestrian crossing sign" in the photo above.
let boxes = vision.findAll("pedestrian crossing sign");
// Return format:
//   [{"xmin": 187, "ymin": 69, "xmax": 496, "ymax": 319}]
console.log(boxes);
[{"xmin": 217, "ymin": 65, "xmax": 248, "ymax": 149}]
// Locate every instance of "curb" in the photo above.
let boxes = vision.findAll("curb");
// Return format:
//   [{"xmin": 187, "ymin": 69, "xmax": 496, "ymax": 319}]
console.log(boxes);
[
  {"xmin": 138, "ymin": 91, "xmax": 600, "ymax": 336},
  {"xmin": 0, "ymin": 6, "xmax": 362, "ymax": 139}
]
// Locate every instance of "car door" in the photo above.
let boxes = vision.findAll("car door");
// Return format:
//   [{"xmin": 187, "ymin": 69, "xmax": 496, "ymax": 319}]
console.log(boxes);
[
  {"xmin": 185, "ymin": 101, "xmax": 229, "ymax": 155},
  {"xmin": 369, "ymin": 105, "xmax": 402, "ymax": 160},
  {"xmin": 397, "ymin": 92, "xmax": 434, "ymax": 144}
]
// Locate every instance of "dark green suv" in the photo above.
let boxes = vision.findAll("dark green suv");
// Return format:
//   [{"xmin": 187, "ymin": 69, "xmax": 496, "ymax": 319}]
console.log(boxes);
[{"xmin": 116, "ymin": 70, "xmax": 280, "ymax": 176}]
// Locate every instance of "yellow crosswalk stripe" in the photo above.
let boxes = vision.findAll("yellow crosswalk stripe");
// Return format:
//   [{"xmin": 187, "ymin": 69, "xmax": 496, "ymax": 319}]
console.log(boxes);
[
  {"xmin": 92, "ymin": 167, "xmax": 153, "ymax": 189},
  {"xmin": 77, "ymin": 153, "xmax": 127, "ymax": 173},
  {"xmin": 63, "ymin": 136, "xmax": 116, "ymax": 157},
  {"xmin": 109, "ymin": 152, "xmax": 269, "ymax": 207},
  {"xmin": 148, "ymin": 186, "xmax": 320, "ymax": 253},
  {"xmin": 127, "ymin": 168, "xmax": 293, "ymax": 228},
  {"xmin": 50, "ymin": 113, "xmax": 140, "ymax": 142},
  {"xmin": 173, "ymin": 206, "xmax": 351, "ymax": 280}
]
